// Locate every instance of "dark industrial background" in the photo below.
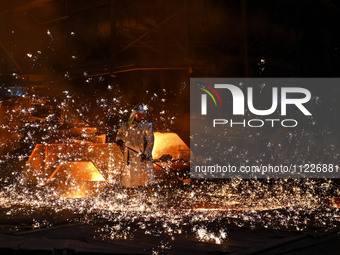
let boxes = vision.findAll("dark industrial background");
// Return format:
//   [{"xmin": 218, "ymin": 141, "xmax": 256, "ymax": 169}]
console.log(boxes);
[
  {"xmin": 0, "ymin": 0, "xmax": 339, "ymax": 144},
  {"xmin": 0, "ymin": 1, "xmax": 340, "ymax": 255}
]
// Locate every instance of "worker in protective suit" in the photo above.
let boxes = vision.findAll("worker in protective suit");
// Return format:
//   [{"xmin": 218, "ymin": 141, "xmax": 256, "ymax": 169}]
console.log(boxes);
[{"xmin": 116, "ymin": 104, "xmax": 155, "ymax": 188}]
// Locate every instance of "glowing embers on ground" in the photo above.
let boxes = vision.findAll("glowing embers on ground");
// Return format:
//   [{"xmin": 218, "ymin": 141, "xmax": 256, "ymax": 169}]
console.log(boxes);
[
  {"xmin": 0, "ymin": 180, "xmax": 339, "ymax": 249},
  {"xmin": 327, "ymin": 197, "xmax": 340, "ymax": 208}
]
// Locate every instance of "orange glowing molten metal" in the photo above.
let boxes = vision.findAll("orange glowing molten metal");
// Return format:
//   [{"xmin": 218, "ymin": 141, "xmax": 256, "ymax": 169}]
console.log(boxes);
[
  {"xmin": 153, "ymin": 132, "xmax": 190, "ymax": 160},
  {"xmin": 46, "ymin": 161, "xmax": 106, "ymax": 183},
  {"xmin": 22, "ymin": 132, "xmax": 190, "ymax": 198}
]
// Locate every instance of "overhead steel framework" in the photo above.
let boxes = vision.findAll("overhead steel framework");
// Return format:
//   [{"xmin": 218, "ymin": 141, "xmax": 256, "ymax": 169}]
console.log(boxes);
[{"xmin": 0, "ymin": 0, "xmax": 339, "ymax": 78}]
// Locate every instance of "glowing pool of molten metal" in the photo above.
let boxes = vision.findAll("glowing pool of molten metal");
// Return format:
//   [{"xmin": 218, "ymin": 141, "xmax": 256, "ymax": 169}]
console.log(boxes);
[{"xmin": 152, "ymin": 132, "xmax": 190, "ymax": 160}]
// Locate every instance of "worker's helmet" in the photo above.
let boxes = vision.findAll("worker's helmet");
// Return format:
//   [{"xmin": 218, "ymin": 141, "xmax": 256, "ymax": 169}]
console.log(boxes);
[{"xmin": 133, "ymin": 103, "xmax": 148, "ymax": 114}]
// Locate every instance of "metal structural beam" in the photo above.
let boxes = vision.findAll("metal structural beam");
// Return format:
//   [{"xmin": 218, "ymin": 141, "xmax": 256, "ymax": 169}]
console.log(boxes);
[
  {"xmin": 0, "ymin": 0, "xmax": 338, "ymax": 77},
  {"xmin": 121, "ymin": 7, "xmax": 185, "ymax": 52},
  {"xmin": 0, "ymin": 40, "xmax": 22, "ymax": 72}
]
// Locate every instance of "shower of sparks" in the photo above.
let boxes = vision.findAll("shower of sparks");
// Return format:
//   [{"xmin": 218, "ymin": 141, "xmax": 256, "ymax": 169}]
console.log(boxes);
[
  {"xmin": 0, "ymin": 179, "xmax": 339, "ymax": 247},
  {"xmin": 0, "ymin": 83, "xmax": 339, "ymax": 253}
]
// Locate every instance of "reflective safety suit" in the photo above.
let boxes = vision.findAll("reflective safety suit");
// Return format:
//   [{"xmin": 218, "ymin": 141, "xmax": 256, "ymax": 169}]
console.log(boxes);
[{"xmin": 116, "ymin": 119, "xmax": 155, "ymax": 187}]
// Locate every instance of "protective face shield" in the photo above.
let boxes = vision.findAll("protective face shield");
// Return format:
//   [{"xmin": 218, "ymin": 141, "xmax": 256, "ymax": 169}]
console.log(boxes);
[{"xmin": 128, "ymin": 104, "xmax": 148, "ymax": 125}]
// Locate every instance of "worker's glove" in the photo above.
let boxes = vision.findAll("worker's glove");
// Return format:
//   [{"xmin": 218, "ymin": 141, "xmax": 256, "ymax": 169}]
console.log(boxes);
[
  {"xmin": 116, "ymin": 139, "xmax": 125, "ymax": 147},
  {"xmin": 141, "ymin": 154, "xmax": 152, "ymax": 161}
]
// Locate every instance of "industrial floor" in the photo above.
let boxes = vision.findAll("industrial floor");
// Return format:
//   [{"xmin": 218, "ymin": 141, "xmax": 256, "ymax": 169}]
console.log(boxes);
[
  {"xmin": 0, "ymin": 221, "xmax": 339, "ymax": 254},
  {"xmin": 0, "ymin": 180, "xmax": 339, "ymax": 254}
]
